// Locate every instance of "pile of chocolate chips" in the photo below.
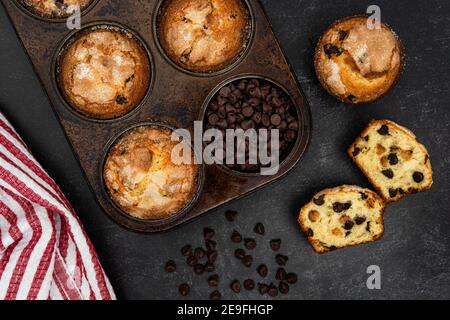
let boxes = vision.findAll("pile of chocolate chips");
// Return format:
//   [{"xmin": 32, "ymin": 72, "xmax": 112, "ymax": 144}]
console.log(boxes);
[
  {"xmin": 204, "ymin": 78, "xmax": 300, "ymax": 172},
  {"xmin": 164, "ymin": 210, "xmax": 298, "ymax": 299}
]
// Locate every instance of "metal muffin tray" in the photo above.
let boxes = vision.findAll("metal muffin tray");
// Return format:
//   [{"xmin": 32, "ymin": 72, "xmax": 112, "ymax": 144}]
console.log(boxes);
[{"xmin": 1, "ymin": 0, "xmax": 311, "ymax": 232}]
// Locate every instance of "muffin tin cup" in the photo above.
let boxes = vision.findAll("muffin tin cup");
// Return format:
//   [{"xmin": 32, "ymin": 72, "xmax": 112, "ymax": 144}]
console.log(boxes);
[
  {"xmin": 199, "ymin": 74, "xmax": 303, "ymax": 178},
  {"xmin": 99, "ymin": 122, "xmax": 205, "ymax": 231},
  {"xmin": 52, "ymin": 21, "xmax": 155, "ymax": 123},
  {"xmin": 153, "ymin": 0, "xmax": 256, "ymax": 77},
  {"xmin": 1, "ymin": 0, "xmax": 312, "ymax": 232},
  {"xmin": 13, "ymin": 0, "xmax": 100, "ymax": 23}
]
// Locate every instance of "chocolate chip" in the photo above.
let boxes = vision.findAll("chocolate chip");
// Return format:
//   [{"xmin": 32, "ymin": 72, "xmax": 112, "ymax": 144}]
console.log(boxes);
[
  {"xmin": 388, "ymin": 153, "xmax": 399, "ymax": 165},
  {"xmin": 244, "ymin": 279, "xmax": 255, "ymax": 291},
  {"xmin": 230, "ymin": 280, "xmax": 241, "ymax": 293},
  {"xmin": 313, "ymin": 195, "xmax": 325, "ymax": 206},
  {"xmin": 242, "ymin": 255, "xmax": 253, "ymax": 268},
  {"xmin": 225, "ymin": 210, "xmax": 238, "ymax": 222},
  {"xmin": 208, "ymin": 113, "xmax": 219, "ymax": 125},
  {"xmin": 234, "ymin": 248, "xmax": 246, "ymax": 260},
  {"xmin": 242, "ymin": 105, "xmax": 254, "ymax": 117},
  {"xmin": 210, "ymin": 290, "xmax": 222, "ymax": 300},
  {"xmin": 179, "ymin": 283, "xmax": 190, "ymax": 296},
  {"xmin": 279, "ymin": 282, "xmax": 290, "ymax": 294},
  {"xmin": 258, "ymin": 283, "xmax": 269, "ymax": 295},
  {"xmin": 360, "ymin": 192, "xmax": 368, "ymax": 200},
  {"xmin": 164, "ymin": 260, "xmax": 176, "ymax": 273},
  {"xmin": 306, "ymin": 228, "xmax": 314, "ymax": 237},
  {"xmin": 389, "ymin": 188, "xmax": 398, "ymax": 198},
  {"xmin": 270, "ymin": 239, "xmax": 282, "ymax": 251},
  {"xmin": 284, "ymin": 130, "xmax": 297, "ymax": 142},
  {"xmin": 115, "ymin": 95, "xmax": 127, "ymax": 105},
  {"xmin": 194, "ymin": 247, "xmax": 205, "ymax": 259},
  {"xmin": 268, "ymin": 284, "xmax": 279, "ymax": 297},
  {"xmin": 205, "ymin": 240, "xmax": 217, "ymax": 251},
  {"xmin": 333, "ymin": 202, "xmax": 352, "ymax": 213},
  {"xmin": 193, "ymin": 264, "xmax": 205, "ymax": 275},
  {"xmin": 231, "ymin": 230, "xmax": 242, "ymax": 243},
  {"xmin": 413, "ymin": 171, "xmax": 424, "ymax": 183},
  {"xmin": 347, "ymin": 95, "xmax": 356, "ymax": 102},
  {"xmin": 270, "ymin": 114, "xmax": 282, "ymax": 126},
  {"xmin": 344, "ymin": 220, "xmax": 354, "ymax": 230},
  {"xmin": 286, "ymin": 273, "xmax": 298, "ymax": 284},
  {"xmin": 207, "ymin": 250, "xmax": 218, "ymax": 263},
  {"xmin": 244, "ymin": 238, "xmax": 257, "ymax": 250},
  {"xmin": 186, "ymin": 256, "xmax": 197, "ymax": 267},
  {"xmin": 181, "ymin": 245, "xmax": 192, "ymax": 257},
  {"xmin": 354, "ymin": 216, "xmax": 367, "ymax": 225},
  {"xmin": 338, "ymin": 30, "xmax": 348, "ymax": 41},
  {"xmin": 203, "ymin": 227, "xmax": 215, "ymax": 240},
  {"xmin": 382, "ymin": 169, "xmax": 394, "ymax": 179},
  {"xmin": 275, "ymin": 254, "xmax": 288, "ymax": 266},
  {"xmin": 352, "ymin": 147, "xmax": 361, "ymax": 157},
  {"xmin": 208, "ymin": 274, "xmax": 219, "ymax": 287},
  {"xmin": 324, "ymin": 44, "xmax": 343, "ymax": 58},
  {"xmin": 254, "ymin": 223, "xmax": 265, "ymax": 235},
  {"xmin": 257, "ymin": 264, "xmax": 268, "ymax": 278},
  {"xmin": 377, "ymin": 125, "xmax": 389, "ymax": 135},
  {"xmin": 366, "ymin": 222, "xmax": 371, "ymax": 232},
  {"xmin": 364, "ymin": 135, "xmax": 370, "ymax": 141},
  {"xmin": 276, "ymin": 268, "xmax": 287, "ymax": 281}
]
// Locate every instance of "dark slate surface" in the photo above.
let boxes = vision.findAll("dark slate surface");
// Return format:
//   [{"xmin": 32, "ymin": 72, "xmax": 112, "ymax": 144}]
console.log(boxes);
[{"xmin": 0, "ymin": 0, "xmax": 449, "ymax": 300}]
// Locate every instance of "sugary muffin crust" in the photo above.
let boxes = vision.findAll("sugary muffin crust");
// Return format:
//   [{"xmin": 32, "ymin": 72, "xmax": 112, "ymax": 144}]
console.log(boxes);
[
  {"xmin": 19, "ymin": 0, "xmax": 93, "ymax": 18},
  {"xmin": 298, "ymin": 185, "xmax": 385, "ymax": 253},
  {"xmin": 103, "ymin": 126, "xmax": 200, "ymax": 220},
  {"xmin": 158, "ymin": 0, "xmax": 251, "ymax": 73},
  {"xmin": 315, "ymin": 16, "xmax": 404, "ymax": 104},
  {"xmin": 58, "ymin": 27, "xmax": 150, "ymax": 119},
  {"xmin": 348, "ymin": 120, "xmax": 433, "ymax": 203}
]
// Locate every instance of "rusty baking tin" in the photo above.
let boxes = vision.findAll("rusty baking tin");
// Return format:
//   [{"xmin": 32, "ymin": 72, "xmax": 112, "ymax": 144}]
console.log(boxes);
[{"xmin": 1, "ymin": 0, "xmax": 312, "ymax": 232}]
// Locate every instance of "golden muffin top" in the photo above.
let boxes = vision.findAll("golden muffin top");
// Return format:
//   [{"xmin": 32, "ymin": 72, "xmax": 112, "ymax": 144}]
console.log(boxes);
[{"xmin": 19, "ymin": 0, "xmax": 93, "ymax": 18}]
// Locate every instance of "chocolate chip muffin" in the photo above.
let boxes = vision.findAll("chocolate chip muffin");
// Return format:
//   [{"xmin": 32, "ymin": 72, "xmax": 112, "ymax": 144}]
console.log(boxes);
[
  {"xmin": 157, "ymin": 0, "xmax": 251, "ymax": 73},
  {"xmin": 315, "ymin": 16, "xmax": 404, "ymax": 104},
  {"xmin": 58, "ymin": 27, "xmax": 151, "ymax": 119},
  {"xmin": 103, "ymin": 125, "xmax": 200, "ymax": 220},
  {"xmin": 298, "ymin": 185, "xmax": 385, "ymax": 253},
  {"xmin": 348, "ymin": 120, "xmax": 433, "ymax": 203},
  {"xmin": 18, "ymin": 0, "xmax": 93, "ymax": 18}
]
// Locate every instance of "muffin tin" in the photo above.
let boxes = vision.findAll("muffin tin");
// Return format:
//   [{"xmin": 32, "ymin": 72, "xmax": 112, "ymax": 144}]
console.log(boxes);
[{"xmin": 1, "ymin": 0, "xmax": 311, "ymax": 232}]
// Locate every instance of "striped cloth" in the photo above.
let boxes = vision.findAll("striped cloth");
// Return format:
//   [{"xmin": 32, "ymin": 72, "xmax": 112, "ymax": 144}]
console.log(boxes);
[{"xmin": 0, "ymin": 112, "xmax": 115, "ymax": 300}]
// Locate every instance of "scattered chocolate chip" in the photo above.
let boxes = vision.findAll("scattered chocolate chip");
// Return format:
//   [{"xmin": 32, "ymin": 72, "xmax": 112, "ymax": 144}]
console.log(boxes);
[
  {"xmin": 231, "ymin": 230, "xmax": 242, "ymax": 243},
  {"xmin": 181, "ymin": 245, "xmax": 192, "ymax": 257},
  {"xmin": 276, "ymin": 268, "xmax": 287, "ymax": 281},
  {"xmin": 344, "ymin": 220, "xmax": 354, "ymax": 230},
  {"xmin": 279, "ymin": 281, "xmax": 290, "ymax": 294},
  {"xmin": 164, "ymin": 260, "xmax": 176, "ymax": 273},
  {"xmin": 377, "ymin": 125, "xmax": 389, "ymax": 135},
  {"xmin": 207, "ymin": 250, "xmax": 218, "ymax": 263},
  {"xmin": 338, "ymin": 30, "xmax": 348, "ymax": 41},
  {"xmin": 242, "ymin": 255, "xmax": 253, "ymax": 268},
  {"xmin": 360, "ymin": 192, "xmax": 368, "ymax": 200},
  {"xmin": 208, "ymin": 274, "xmax": 219, "ymax": 287},
  {"xmin": 354, "ymin": 216, "xmax": 367, "ymax": 225},
  {"xmin": 210, "ymin": 290, "xmax": 222, "ymax": 300},
  {"xmin": 345, "ymin": 231, "xmax": 351, "ymax": 237},
  {"xmin": 286, "ymin": 273, "xmax": 298, "ymax": 284},
  {"xmin": 205, "ymin": 240, "xmax": 217, "ymax": 251},
  {"xmin": 389, "ymin": 188, "xmax": 398, "ymax": 198},
  {"xmin": 388, "ymin": 153, "xmax": 399, "ymax": 165},
  {"xmin": 244, "ymin": 279, "xmax": 255, "ymax": 291},
  {"xmin": 364, "ymin": 135, "xmax": 370, "ymax": 141},
  {"xmin": 234, "ymin": 248, "xmax": 246, "ymax": 260},
  {"xmin": 244, "ymin": 238, "xmax": 257, "ymax": 250},
  {"xmin": 366, "ymin": 222, "xmax": 371, "ymax": 232},
  {"xmin": 203, "ymin": 227, "xmax": 215, "ymax": 240},
  {"xmin": 194, "ymin": 247, "xmax": 205, "ymax": 259},
  {"xmin": 306, "ymin": 228, "xmax": 314, "ymax": 237},
  {"xmin": 225, "ymin": 210, "xmax": 238, "ymax": 222},
  {"xmin": 270, "ymin": 239, "xmax": 282, "ymax": 251},
  {"xmin": 413, "ymin": 171, "xmax": 424, "ymax": 183},
  {"xmin": 186, "ymin": 256, "xmax": 197, "ymax": 267},
  {"xmin": 179, "ymin": 283, "xmax": 190, "ymax": 296},
  {"xmin": 257, "ymin": 264, "xmax": 268, "ymax": 278},
  {"xmin": 352, "ymin": 147, "xmax": 361, "ymax": 157},
  {"xmin": 258, "ymin": 283, "xmax": 269, "ymax": 295},
  {"xmin": 382, "ymin": 169, "xmax": 394, "ymax": 179},
  {"xmin": 254, "ymin": 223, "xmax": 265, "ymax": 235},
  {"xmin": 230, "ymin": 280, "xmax": 241, "ymax": 293},
  {"xmin": 193, "ymin": 264, "xmax": 205, "ymax": 275},
  {"xmin": 115, "ymin": 95, "xmax": 127, "ymax": 105},
  {"xmin": 268, "ymin": 284, "xmax": 279, "ymax": 297},
  {"xmin": 313, "ymin": 195, "xmax": 325, "ymax": 206},
  {"xmin": 275, "ymin": 254, "xmax": 288, "ymax": 266},
  {"xmin": 324, "ymin": 44, "xmax": 343, "ymax": 58},
  {"xmin": 333, "ymin": 202, "xmax": 352, "ymax": 213}
]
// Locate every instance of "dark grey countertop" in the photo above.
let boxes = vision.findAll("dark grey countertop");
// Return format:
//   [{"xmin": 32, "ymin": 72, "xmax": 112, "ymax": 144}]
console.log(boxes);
[{"xmin": 1, "ymin": 0, "xmax": 449, "ymax": 300}]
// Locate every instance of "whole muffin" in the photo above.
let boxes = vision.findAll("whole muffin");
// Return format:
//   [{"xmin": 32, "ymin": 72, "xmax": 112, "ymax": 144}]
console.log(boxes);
[
  {"xmin": 18, "ymin": 0, "xmax": 94, "ymax": 18},
  {"xmin": 315, "ymin": 16, "xmax": 404, "ymax": 104},
  {"xmin": 58, "ymin": 27, "xmax": 151, "ymax": 119},
  {"xmin": 157, "ymin": 0, "xmax": 251, "ymax": 73},
  {"xmin": 103, "ymin": 125, "xmax": 200, "ymax": 220}
]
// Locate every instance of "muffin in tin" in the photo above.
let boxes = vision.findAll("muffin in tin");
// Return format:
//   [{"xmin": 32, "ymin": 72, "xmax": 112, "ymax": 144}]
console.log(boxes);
[
  {"xmin": 103, "ymin": 125, "xmax": 200, "ymax": 220},
  {"xmin": 315, "ymin": 16, "xmax": 404, "ymax": 104},
  {"xmin": 157, "ymin": 0, "xmax": 251, "ymax": 73},
  {"xmin": 18, "ymin": 0, "xmax": 94, "ymax": 18},
  {"xmin": 58, "ymin": 27, "xmax": 151, "ymax": 120}
]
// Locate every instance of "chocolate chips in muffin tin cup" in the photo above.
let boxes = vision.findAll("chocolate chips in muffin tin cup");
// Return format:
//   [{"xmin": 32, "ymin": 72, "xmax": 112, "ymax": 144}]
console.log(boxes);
[
  {"xmin": 153, "ymin": 0, "xmax": 255, "ymax": 76},
  {"xmin": 200, "ymin": 75, "xmax": 302, "ymax": 176},
  {"xmin": 14, "ymin": 0, "xmax": 99, "ymax": 21},
  {"xmin": 53, "ymin": 22, "xmax": 154, "ymax": 122}
]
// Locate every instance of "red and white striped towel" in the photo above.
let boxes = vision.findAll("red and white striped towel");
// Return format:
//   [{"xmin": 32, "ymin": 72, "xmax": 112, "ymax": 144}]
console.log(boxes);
[{"xmin": 0, "ymin": 112, "xmax": 115, "ymax": 300}]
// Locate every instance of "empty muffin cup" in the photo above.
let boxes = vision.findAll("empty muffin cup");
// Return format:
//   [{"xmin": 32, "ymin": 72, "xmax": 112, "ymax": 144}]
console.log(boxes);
[
  {"xmin": 16, "ymin": 0, "xmax": 97, "ymax": 20},
  {"xmin": 155, "ymin": 0, "xmax": 254, "ymax": 74},
  {"xmin": 56, "ymin": 24, "xmax": 152, "ymax": 120},
  {"xmin": 102, "ymin": 123, "xmax": 203, "ymax": 221},
  {"xmin": 202, "ymin": 75, "xmax": 301, "ymax": 174}
]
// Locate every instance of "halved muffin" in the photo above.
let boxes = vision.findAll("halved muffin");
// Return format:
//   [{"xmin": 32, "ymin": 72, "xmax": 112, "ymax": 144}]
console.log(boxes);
[
  {"xmin": 315, "ymin": 16, "xmax": 404, "ymax": 104},
  {"xmin": 157, "ymin": 0, "xmax": 251, "ymax": 73},
  {"xmin": 58, "ymin": 27, "xmax": 150, "ymax": 119},
  {"xmin": 18, "ymin": 0, "xmax": 94, "ymax": 18},
  {"xmin": 103, "ymin": 125, "xmax": 200, "ymax": 220}
]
